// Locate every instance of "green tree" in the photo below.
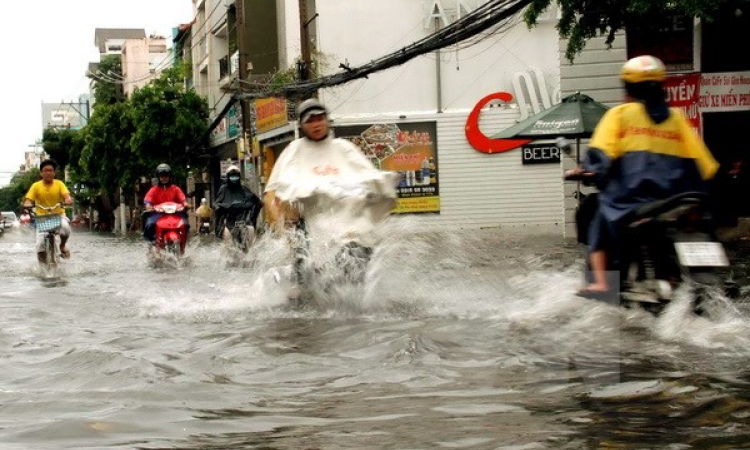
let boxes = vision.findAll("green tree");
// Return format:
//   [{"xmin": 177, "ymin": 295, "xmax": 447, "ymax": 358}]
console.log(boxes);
[
  {"xmin": 91, "ymin": 54, "xmax": 125, "ymax": 105},
  {"xmin": 127, "ymin": 65, "xmax": 209, "ymax": 182},
  {"xmin": 525, "ymin": 0, "xmax": 750, "ymax": 61},
  {"xmin": 0, "ymin": 168, "xmax": 40, "ymax": 212},
  {"xmin": 42, "ymin": 127, "xmax": 85, "ymax": 177},
  {"xmin": 80, "ymin": 102, "xmax": 134, "ymax": 195}
]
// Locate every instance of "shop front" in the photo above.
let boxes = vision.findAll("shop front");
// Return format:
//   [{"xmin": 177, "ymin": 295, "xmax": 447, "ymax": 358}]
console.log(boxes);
[
  {"xmin": 204, "ymin": 104, "xmax": 243, "ymax": 205},
  {"xmin": 254, "ymin": 97, "xmax": 296, "ymax": 189}
]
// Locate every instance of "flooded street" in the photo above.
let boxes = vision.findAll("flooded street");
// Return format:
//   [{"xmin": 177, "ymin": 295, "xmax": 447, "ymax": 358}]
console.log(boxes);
[{"xmin": 1, "ymin": 220, "xmax": 750, "ymax": 450}]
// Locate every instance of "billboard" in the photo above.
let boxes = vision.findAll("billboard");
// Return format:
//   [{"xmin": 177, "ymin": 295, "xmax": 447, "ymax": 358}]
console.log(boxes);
[{"xmin": 336, "ymin": 121, "xmax": 439, "ymax": 214}]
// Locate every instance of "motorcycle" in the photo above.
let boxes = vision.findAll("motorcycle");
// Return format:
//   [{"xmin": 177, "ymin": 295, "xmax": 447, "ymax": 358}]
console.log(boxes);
[
  {"xmin": 276, "ymin": 176, "xmax": 399, "ymax": 305},
  {"xmin": 148, "ymin": 202, "xmax": 188, "ymax": 261},
  {"xmin": 216, "ymin": 201, "xmax": 260, "ymax": 261},
  {"xmin": 198, "ymin": 218, "xmax": 212, "ymax": 235},
  {"xmin": 566, "ymin": 172, "xmax": 736, "ymax": 315}
]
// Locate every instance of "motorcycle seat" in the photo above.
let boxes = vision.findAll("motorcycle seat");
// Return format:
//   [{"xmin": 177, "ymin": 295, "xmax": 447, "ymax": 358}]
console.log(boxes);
[{"xmin": 627, "ymin": 191, "xmax": 708, "ymax": 225}]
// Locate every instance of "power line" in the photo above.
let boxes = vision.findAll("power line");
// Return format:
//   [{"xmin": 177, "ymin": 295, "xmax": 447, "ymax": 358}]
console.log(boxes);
[{"xmin": 236, "ymin": 0, "xmax": 534, "ymax": 100}]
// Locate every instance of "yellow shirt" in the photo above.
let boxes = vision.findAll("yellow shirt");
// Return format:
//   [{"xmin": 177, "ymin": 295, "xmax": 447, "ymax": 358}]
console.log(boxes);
[
  {"xmin": 196, "ymin": 205, "xmax": 213, "ymax": 219},
  {"xmin": 25, "ymin": 180, "xmax": 70, "ymax": 216}
]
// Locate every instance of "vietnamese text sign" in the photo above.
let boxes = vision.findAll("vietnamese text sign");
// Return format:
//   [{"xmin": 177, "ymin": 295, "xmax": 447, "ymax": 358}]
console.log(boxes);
[
  {"xmin": 665, "ymin": 73, "xmax": 701, "ymax": 134},
  {"xmin": 255, "ymin": 97, "xmax": 289, "ymax": 133},
  {"xmin": 699, "ymin": 71, "xmax": 750, "ymax": 113}
]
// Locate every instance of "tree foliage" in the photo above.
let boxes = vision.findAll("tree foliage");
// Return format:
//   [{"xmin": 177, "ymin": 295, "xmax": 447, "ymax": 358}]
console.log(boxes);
[
  {"xmin": 524, "ymin": 0, "xmax": 750, "ymax": 61},
  {"xmin": 80, "ymin": 102, "xmax": 135, "ymax": 195},
  {"xmin": 42, "ymin": 127, "xmax": 86, "ymax": 180},
  {"xmin": 127, "ymin": 66, "xmax": 209, "ymax": 182},
  {"xmin": 0, "ymin": 169, "xmax": 40, "ymax": 212},
  {"xmin": 93, "ymin": 54, "xmax": 125, "ymax": 105},
  {"xmin": 40, "ymin": 64, "xmax": 209, "ymax": 198}
]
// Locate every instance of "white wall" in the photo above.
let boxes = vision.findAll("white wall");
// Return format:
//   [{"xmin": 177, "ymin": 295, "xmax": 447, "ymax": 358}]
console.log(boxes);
[
  {"xmin": 315, "ymin": 0, "xmax": 560, "ymax": 116},
  {"xmin": 332, "ymin": 108, "xmax": 564, "ymax": 232}
]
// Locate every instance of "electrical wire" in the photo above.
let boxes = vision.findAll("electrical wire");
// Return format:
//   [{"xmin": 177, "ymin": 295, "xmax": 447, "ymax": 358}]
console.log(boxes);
[{"xmin": 237, "ymin": 0, "xmax": 534, "ymax": 100}]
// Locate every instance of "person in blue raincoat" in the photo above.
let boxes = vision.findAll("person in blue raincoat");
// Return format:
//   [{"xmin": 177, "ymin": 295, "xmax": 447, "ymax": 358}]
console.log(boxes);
[{"xmin": 566, "ymin": 55, "xmax": 719, "ymax": 295}]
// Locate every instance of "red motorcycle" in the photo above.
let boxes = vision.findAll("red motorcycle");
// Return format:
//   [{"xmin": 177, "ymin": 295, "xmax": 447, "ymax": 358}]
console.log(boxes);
[{"xmin": 153, "ymin": 202, "xmax": 188, "ymax": 257}]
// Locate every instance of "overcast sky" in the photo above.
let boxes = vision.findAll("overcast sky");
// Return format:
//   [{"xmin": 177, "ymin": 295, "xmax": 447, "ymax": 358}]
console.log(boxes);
[{"xmin": 0, "ymin": 0, "xmax": 194, "ymax": 186}]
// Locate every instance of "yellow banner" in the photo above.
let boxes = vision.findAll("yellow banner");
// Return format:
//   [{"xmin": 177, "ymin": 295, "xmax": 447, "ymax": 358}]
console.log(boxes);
[
  {"xmin": 255, "ymin": 98, "xmax": 288, "ymax": 133},
  {"xmin": 393, "ymin": 196, "xmax": 440, "ymax": 214}
]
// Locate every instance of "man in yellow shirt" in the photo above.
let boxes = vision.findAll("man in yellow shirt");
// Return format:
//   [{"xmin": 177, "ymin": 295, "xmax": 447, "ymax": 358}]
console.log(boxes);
[
  {"xmin": 566, "ymin": 56, "xmax": 718, "ymax": 295},
  {"xmin": 23, "ymin": 159, "xmax": 74, "ymax": 264}
]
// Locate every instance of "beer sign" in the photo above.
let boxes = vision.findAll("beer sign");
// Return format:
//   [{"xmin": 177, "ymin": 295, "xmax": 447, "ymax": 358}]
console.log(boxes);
[{"xmin": 521, "ymin": 143, "xmax": 561, "ymax": 165}]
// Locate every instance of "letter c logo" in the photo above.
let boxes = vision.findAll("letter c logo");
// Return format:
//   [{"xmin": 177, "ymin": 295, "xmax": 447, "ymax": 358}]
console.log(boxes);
[{"xmin": 465, "ymin": 92, "xmax": 532, "ymax": 154}]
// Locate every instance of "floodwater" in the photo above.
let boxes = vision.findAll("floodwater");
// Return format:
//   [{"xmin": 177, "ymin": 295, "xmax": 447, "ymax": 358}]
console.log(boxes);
[{"xmin": 1, "ymin": 220, "xmax": 749, "ymax": 450}]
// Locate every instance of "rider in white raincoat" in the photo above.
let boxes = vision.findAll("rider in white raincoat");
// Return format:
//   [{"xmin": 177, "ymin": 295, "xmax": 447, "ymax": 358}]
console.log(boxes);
[
  {"xmin": 263, "ymin": 98, "xmax": 399, "ymax": 298},
  {"xmin": 264, "ymin": 98, "xmax": 399, "ymax": 250}
]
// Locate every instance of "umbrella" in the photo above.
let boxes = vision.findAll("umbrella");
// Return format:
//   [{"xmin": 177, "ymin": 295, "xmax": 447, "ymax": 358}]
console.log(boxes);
[
  {"xmin": 491, "ymin": 92, "xmax": 610, "ymax": 207},
  {"xmin": 491, "ymin": 92, "xmax": 610, "ymax": 162}
]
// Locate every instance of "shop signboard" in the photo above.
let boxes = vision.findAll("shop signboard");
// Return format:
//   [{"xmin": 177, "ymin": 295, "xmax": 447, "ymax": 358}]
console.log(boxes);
[
  {"xmin": 699, "ymin": 71, "xmax": 750, "ymax": 113},
  {"xmin": 227, "ymin": 104, "xmax": 240, "ymax": 138},
  {"xmin": 521, "ymin": 143, "xmax": 561, "ymax": 165},
  {"xmin": 219, "ymin": 159, "xmax": 239, "ymax": 180},
  {"xmin": 336, "ymin": 121, "xmax": 440, "ymax": 214},
  {"xmin": 665, "ymin": 73, "xmax": 702, "ymax": 135},
  {"xmin": 255, "ymin": 97, "xmax": 288, "ymax": 134},
  {"xmin": 210, "ymin": 116, "xmax": 228, "ymax": 146}
]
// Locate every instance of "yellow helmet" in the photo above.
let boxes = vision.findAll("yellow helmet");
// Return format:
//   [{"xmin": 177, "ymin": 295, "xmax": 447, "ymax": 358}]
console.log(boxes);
[{"xmin": 620, "ymin": 55, "xmax": 666, "ymax": 83}]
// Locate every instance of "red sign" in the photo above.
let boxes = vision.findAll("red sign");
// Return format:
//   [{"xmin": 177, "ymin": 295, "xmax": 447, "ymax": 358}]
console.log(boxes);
[
  {"xmin": 664, "ymin": 73, "xmax": 701, "ymax": 135},
  {"xmin": 465, "ymin": 92, "xmax": 532, "ymax": 154}
]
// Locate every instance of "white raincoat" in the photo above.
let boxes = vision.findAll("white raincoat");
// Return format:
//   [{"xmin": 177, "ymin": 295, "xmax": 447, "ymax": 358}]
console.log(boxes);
[{"xmin": 265, "ymin": 135, "xmax": 399, "ymax": 248}]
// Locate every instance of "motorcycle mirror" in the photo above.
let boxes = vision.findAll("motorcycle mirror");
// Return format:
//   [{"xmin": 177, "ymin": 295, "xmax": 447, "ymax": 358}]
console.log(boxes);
[{"xmin": 556, "ymin": 137, "xmax": 573, "ymax": 155}]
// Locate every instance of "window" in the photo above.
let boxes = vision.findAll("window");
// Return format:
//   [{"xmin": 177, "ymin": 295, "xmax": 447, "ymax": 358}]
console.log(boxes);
[{"xmin": 627, "ymin": 14, "xmax": 694, "ymax": 71}]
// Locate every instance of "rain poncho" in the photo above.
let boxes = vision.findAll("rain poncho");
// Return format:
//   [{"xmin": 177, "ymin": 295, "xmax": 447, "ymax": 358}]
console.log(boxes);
[
  {"xmin": 583, "ymin": 103, "xmax": 718, "ymax": 225},
  {"xmin": 214, "ymin": 182, "xmax": 262, "ymax": 235},
  {"xmin": 265, "ymin": 135, "xmax": 399, "ymax": 248}
]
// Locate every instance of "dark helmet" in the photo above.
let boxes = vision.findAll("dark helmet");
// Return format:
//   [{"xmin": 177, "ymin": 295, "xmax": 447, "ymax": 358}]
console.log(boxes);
[
  {"xmin": 156, "ymin": 163, "xmax": 172, "ymax": 176},
  {"xmin": 296, "ymin": 98, "xmax": 328, "ymax": 124},
  {"xmin": 40, "ymin": 159, "xmax": 59, "ymax": 171}
]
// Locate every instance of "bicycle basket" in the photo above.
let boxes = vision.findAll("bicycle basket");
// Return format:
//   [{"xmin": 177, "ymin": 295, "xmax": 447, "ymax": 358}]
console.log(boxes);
[{"xmin": 36, "ymin": 214, "xmax": 62, "ymax": 232}]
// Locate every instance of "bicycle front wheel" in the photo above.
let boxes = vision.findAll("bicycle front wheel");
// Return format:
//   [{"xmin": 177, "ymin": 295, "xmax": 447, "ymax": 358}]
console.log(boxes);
[{"xmin": 44, "ymin": 232, "xmax": 56, "ymax": 269}]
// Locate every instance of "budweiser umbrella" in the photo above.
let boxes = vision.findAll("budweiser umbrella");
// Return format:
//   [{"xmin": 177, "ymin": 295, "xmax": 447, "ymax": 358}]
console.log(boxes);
[
  {"xmin": 492, "ymin": 92, "xmax": 610, "ymax": 205},
  {"xmin": 491, "ymin": 92, "xmax": 610, "ymax": 146}
]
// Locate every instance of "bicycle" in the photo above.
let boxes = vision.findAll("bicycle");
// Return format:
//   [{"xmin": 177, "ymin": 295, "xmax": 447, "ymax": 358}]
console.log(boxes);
[{"xmin": 34, "ymin": 203, "xmax": 66, "ymax": 270}]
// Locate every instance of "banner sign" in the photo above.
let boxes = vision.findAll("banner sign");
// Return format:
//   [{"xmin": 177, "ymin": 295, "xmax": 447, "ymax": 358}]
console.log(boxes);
[
  {"xmin": 254, "ymin": 97, "xmax": 289, "ymax": 133},
  {"xmin": 665, "ymin": 73, "xmax": 702, "ymax": 134},
  {"xmin": 336, "ymin": 121, "xmax": 440, "ymax": 214},
  {"xmin": 699, "ymin": 71, "xmax": 750, "ymax": 113}
]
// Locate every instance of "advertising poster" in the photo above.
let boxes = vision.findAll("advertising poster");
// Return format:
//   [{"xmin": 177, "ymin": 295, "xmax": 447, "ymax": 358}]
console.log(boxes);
[{"xmin": 335, "ymin": 121, "xmax": 439, "ymax": 214}]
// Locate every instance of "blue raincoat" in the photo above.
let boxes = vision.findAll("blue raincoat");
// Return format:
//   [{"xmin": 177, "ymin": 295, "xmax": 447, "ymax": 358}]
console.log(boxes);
[{"xmin": 583, "ymin": 102, "xmax": 719, "ymax": 251}]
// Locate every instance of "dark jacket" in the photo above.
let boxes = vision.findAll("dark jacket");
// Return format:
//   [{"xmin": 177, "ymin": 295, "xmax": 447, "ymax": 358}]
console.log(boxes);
[{"xmin": 214, "ymin": 182, "xmax": 262, "ymax": 236}]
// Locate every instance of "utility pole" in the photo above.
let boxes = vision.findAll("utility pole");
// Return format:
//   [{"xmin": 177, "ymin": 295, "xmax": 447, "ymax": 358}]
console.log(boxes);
[
  {"xmin": 235, "ymin": 0, "xmax": 258, "ymax": 194},
  {"xmin": 298, "ymin": 0, "xmax": 310, "ymax": 82}
]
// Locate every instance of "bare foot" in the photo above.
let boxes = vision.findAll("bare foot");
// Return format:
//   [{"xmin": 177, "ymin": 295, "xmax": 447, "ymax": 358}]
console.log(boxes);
[{"xmin": 577, "ymin": 283, "xmax": 610, "ymax": 294}]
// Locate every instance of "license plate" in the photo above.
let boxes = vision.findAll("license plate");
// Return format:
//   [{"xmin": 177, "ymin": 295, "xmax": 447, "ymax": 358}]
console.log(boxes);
[{"xmin": 674, "ymin": 242, "xmax": 729, "ymax": 267}]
